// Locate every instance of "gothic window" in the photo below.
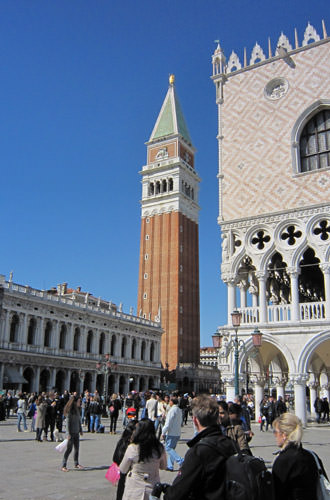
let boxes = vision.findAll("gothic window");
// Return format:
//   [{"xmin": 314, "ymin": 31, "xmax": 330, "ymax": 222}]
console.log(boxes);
[
  {"xmin": 149, "ymin": 183, "xmax": 154, "ymax": 195},
  {"xmin": 162, "ymin": 179, "xmax": 167, "ymax": 192},
  {"xmin": 121, "ymin": 337, "xmax": 127, "ymax": 358},
  {"xmin": 10, "ymin": 314, "xmax": 19, "ymax": 342},
  {"xmin": 299, "ymin": 247, "xmax": 324, "ymax": 303},
  {"xmin": 300, "ymin": 109, "xmax": 330, "ymax": 172},
  {"xmin": 156, "ymin": 181, "xmax": 161, "ymax": 194},
  {"xmin": 59, "ymin": 325, "xmax": 67, "ymax": 349},
  {"xmin": 73, "ymin": 327, "xmax": 80, "ymax": 351},
  {"xmin": 27, "ymin": 318, "xmax": 36, "ymax": 345},
  {"xmin": 141, "ymin": 340, "xmax": 146, "ymax": 361},
  {"xmin": 87, "ymin": 330, "xmax": 93, "ymax": 353},
  {"xmin": 99, "ymin": 332, "xmax": 105, "ymax": 354},
  {"xmin": 131, "ymin": 339, "xmax": 136, "ymax": 359},
  {"xmin": 111, "ymin": 335, "xmax": 116, "ymax": 356},
  {"xmin": 44, "ymin": 321, "xmax": 52, "ymax": 347},
  {"xmin": 169, "ymin": 178, "xmax": 173, "ymax": 191}
]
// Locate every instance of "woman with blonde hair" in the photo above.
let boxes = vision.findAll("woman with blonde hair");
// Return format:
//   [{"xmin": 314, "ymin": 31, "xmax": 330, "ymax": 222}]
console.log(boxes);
[{"xmin": 272, "ymin": 413, "xmax": 327, "ymax": 499}]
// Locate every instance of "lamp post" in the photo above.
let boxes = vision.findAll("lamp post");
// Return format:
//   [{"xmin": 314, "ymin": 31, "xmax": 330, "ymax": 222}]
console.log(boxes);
[
  {"xmin": 96, "ymin": 354, "xmax": 117, "ymax": 406},
  {"xmin": 213, "ymin": 315, "xmax": 263, "ymax": 398}
]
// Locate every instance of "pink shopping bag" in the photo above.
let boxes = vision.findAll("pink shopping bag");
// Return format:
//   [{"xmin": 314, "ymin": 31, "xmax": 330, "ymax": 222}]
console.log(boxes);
[{"xmin": 105, "ymin": 462, "xmax": 120, "ymax": 485}]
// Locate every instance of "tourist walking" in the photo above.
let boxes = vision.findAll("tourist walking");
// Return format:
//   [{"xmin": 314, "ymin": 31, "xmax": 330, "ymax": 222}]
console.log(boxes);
[
  {"xmin": 35, "ymin": 395, "xmax": 47, "ymax": 442},
  {"xmin": 61, "ymin": 396, "xmax": 84, "ymax": 472},
  {"xmin": 120, "ymin": 418, "xmax": 166, "ymax": 500},
  {"xmin": 109, "ymin": 393, "xmax": 122, "ymax": 434},
  {"xmin": 16, "ymin": 393, "xmax": 28, "ymax": 432},
  {"xmin": 161, "ymin": 396, "xmax": 184, "ymax": 471}
]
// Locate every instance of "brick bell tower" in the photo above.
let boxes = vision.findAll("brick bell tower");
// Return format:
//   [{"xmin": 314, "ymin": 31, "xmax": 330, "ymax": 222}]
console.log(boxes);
[{"xmin": 137, "ymin": 75, "xmax": 200, "ymax": 370}]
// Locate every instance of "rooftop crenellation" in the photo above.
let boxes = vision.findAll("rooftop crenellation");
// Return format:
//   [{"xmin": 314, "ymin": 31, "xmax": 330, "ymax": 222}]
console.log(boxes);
[{"xmin": 212, "ymin": 20, "xmax": 328, "ymax": 76}]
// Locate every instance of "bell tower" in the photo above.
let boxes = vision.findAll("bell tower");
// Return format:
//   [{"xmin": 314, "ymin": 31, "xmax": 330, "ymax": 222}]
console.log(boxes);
[{"xmin": 137, "ymin": 75, "xmax": 200, "ymax": 370}]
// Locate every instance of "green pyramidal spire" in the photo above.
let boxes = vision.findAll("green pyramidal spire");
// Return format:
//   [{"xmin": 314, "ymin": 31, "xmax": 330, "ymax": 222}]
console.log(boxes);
[{"xmin": 149, "ymin": 75, "xmax": 193, "ymax": 146}]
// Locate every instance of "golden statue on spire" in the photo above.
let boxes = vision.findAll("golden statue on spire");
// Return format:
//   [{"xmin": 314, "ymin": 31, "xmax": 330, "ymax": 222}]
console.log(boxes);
[{"xmin": 169, "ymin": 74, "xmax": 175, "ymax": 85}]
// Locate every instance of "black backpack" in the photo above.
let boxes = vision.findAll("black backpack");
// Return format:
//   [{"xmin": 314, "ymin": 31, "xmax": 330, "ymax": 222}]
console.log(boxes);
[
  {"xmin": 225, "ymin": 451, "xmax": 273, "ymax": 500},
  {"xmin": 197, "ymin": 437, "xmax": 273, "ymax": 500}
]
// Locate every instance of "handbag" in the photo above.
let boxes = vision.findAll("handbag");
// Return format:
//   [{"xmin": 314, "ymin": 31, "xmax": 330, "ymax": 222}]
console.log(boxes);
[
  {"xmin": 308, "ymin": 450, "xmax": 330, "ymax": 499},
  {"xmin": 105, "ymin": 462, "xmax": 120, "ymax": 485},
  {"xmin": 55, "ymin": 438, "xmax": 68, "ymax": 453}
]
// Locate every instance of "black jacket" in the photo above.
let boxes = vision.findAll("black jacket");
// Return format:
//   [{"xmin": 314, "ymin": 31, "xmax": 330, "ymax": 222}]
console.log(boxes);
[
  {"xmin": 272, "ymin": 443, "xmax": 320, "ymax": 500},
  {"xmin": 164, "ymin": 425, "xmax": 236, "ymax": 500}
]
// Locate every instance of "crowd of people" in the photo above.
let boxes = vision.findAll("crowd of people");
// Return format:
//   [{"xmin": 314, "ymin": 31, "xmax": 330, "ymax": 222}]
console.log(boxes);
[{"xmin": 0, "ymin": 388, "xmax": 328, "ymax": 499}]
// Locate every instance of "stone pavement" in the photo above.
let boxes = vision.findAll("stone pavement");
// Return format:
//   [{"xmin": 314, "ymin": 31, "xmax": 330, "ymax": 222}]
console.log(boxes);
[{"xmin": 0, "ymin": 415, "xmax": 329, "ymax": 500}]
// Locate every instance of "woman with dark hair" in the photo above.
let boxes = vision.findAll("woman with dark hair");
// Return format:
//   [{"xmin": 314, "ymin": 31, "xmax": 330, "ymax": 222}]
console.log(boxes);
[
  {"xmin": 109, "ymin": 393, "xmax": 122, "ymax": 435},
  {"xmin": 61, "ymin": 396, "xmax": 84, "ymax": 472},
  {"xmin": 120, "ymin": 418, "xmax": 167, "ymax": 500},
  {"xmin": 112, "ymin": 420, "xmax": 138, "ymax": 500}
]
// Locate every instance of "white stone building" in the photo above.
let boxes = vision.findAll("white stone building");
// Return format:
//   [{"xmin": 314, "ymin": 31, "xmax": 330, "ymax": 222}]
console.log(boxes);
[
  {"xmin": 212, "ymin": 21, "xmax": 330, "ymax": 424},
  {"xmin": 0, "ymin": 275, "xmax": 162, "ymax": 395}
]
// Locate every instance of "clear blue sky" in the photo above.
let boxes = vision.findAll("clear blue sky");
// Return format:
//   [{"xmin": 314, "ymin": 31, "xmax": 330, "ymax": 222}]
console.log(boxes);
[{"xmin": 0, "ymin": 1, "xmax": 328, "ymax": 346}]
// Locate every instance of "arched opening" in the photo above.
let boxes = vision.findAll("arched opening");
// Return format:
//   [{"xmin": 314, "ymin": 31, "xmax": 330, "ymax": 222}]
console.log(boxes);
[
  {"xmin": 70, "ymin": 371, "xmax": 80, "ymax": 393},
  {"xmin": 59, "ymin": 325, "xmax": 67, "ymax": 350},
  {"xmin": 131, "ymin": 339, "xmax": 136, "ymax": 359},
  {"xmin": 141, "ymin": 341, "xmax": 146, "ymax": 361},
  {"xmin": 86, "ymin": 330, "xmax": 93, "ymax": 353},
  {"xmin": 300, "ymin": 108, "xmax": 330, "ymax": 172},
  {"xmin": 22, "ymin": 367, "xmax": 34, "ymax": 393},
  {"xmin": 55, "ymin": 370, "xmax": 65, "ymax": 394},
  {"xmin": 121, "ymin": 337, "xmax": 127, "ymax": 358},
  {"xmin": 139, "ymin": 377, "xmax": 146, "ymax": 391},
  {"xmin": 266, "ymin": 252, "xmax": 290, "ymax": 305},
  {"xmin": 96, "ymin": 373, "xmax": 104, "ymax": 395},
  {"xmin": 44, "ymin": 321, "xmax": 52, "ymax": 347},
  {"xmin": 148, "ymin": 377, "xmax": 154, "ymax": 389},
  {"xmin": 119, "ymin": 375, "xmax": 126, "ymax": 394},
  {"xmin": 39, "ymin": 369, "xmax": 50, "ymax": 393},
  {"xmin": 73, "ymin": 328, "xmax": 80, "ymax": 351},
  {"xmin": 27, "ymin": 318, "xmax": 37, "ymax": 345},
  {"xmin": 84, "ymin": 372, "xmax": 92, "ymax": 392},
  {"xmin": 111, "ymin": 335, "xmax": 116, "ymax": 356},
  {"xmin": 150, "ymin": 342, "xmax": 155, "ymax": 362},
  {"xmin": 299, "ymin": 247, "xmax": 324, "ymax": 303},
  {"xmin": 10, "ymin": 314, "xmax": 19, "ymax": 342},
  {"xmin": 99, "ymin": 333, "xmax": 105, "ymax": 355}
]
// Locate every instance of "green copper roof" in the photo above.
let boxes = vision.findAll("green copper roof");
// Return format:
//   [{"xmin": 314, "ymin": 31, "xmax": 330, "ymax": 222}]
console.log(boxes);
[{"xmin": 149, "ymin": 84, "xmax": 193, "ymax": 146}]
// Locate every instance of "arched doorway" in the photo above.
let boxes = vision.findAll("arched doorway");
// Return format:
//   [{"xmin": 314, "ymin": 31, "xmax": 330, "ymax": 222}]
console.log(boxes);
[
  {"xmin": 55, "ymin": 370, "xmax": 66, "ymax": 394},
  {"xmin": 22, "ymin": 367, "xmax": 34, "ymax": 393},
  {"xmin": 70, "ymin": 371, "xmax": 80, "ymax": 393},
  {"xmin": 84, "ymin": 372, "xmax": 92, "ymax": 392},
  {"xmin": 119, "ymin": 375, "xmax": 126, "ymax": 395},
  {"xmin": 40, "ymin": 369, "xmax": 50, "ymax": 393}
]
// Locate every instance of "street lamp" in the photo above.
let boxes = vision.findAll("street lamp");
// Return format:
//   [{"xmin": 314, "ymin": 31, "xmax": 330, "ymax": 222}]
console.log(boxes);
[
  {"xmin": 96, "ymin": 354, "xmax": 117, "ymax": 406},
  {"xmin": 213, "ymin": 313, "xmax": 263, "ymax": 397},
  {"xmin": 231, "ymin": 310, "xmax": 242, "ymax": 397}
]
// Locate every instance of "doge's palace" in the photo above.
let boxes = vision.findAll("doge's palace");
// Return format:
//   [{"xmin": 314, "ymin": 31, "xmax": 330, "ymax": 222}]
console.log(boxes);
[{"xmin": 212, "ymin": 21, "xmax": 330, "ymax": 424}]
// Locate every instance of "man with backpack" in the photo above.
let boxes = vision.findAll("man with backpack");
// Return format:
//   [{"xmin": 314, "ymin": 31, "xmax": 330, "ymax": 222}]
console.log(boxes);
[{"xmin": 164, "ymin": 394, "xmax": 237, "ymax": 499}]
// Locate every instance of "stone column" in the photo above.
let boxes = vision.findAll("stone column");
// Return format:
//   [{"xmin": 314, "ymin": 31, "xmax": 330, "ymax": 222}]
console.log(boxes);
[
  {"xmin": 65, "ymin": 369, "xmax": 71, "ymax": 392},
  {"xmin": 68, "ymin": 324, "xmax": 74, "ymax": 351},
  {"xmin": 3, "ymin": 309, "xmax": 10, "ymax": 343},
  {"xmin": 320, "ymin": 263, "xmax": 330, "ymax": 320},
  {"xmin": 292, "ymin": 374, "xmax": 309, "ymax": 426},
  {"xmin": 225, "ymin": 277, "xmax": 236, "ymax": 325},
  {"xmin": 53, "ymin": 320, "xmax": 60, "ymax": 350},
  {"xmin": 253, "ymin": 377, "xmax": 265, "ymax": 421},
  {"xmin": 34, "ymin": 366, "xmax": 40, "ymax": 393},
  {"xmin": 308, "ymin": 382, "xmax": 318, "ymax": 419},
  {"xmin": 21, "ymin": 313, "xmax": 28, "ymax": 345},
  {"xmin": 37, "ymin": 317, "xmax": 44, "ymax": 346},
  {"xmin": 256, "ymin": 272, "xmax": 268, "ymax": 324},
  {"xmin": 276, "ymin": 384, "xmax": 285, "ymax": 400},
  {"xmin": 49, "ymin": 368, "xmax": 56, "ymax": 391},
  {"xmin": 238, "ymin": 282, "xmax": 247, "ymax": 309},
  {"xmin": 91, "ymin": 371, "xmax": 97, "ymax": 392},
  {"xmin": 287, "ymin": 268, "xmax": 300, "ymax": 322},
  {"xmin": 114, "ymin": 374, "xmax": 120, "ymax": 394}
]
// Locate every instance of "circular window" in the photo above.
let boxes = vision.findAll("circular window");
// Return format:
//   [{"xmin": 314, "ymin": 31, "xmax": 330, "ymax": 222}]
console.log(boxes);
[{"xmin": 264, "ymin": 77, "xmax": 289, "ymax": 101}]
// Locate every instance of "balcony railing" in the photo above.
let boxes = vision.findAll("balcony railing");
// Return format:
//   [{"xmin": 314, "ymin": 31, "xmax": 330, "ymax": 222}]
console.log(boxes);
[{"xmin": 238, "ymin": 301, "xmax": 326, "ymax": 325}]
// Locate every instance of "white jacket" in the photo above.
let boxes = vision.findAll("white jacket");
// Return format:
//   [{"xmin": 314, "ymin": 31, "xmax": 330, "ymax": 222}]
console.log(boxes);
[{"xmin": 162, "ymin": 404, "xmax": 182, "ymax": 437}]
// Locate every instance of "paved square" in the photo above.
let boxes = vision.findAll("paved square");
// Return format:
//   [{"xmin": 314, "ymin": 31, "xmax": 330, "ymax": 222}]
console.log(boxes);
[{"xmin": 0, "ymin": 416, "xmax": 329, "ymax": 499}]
